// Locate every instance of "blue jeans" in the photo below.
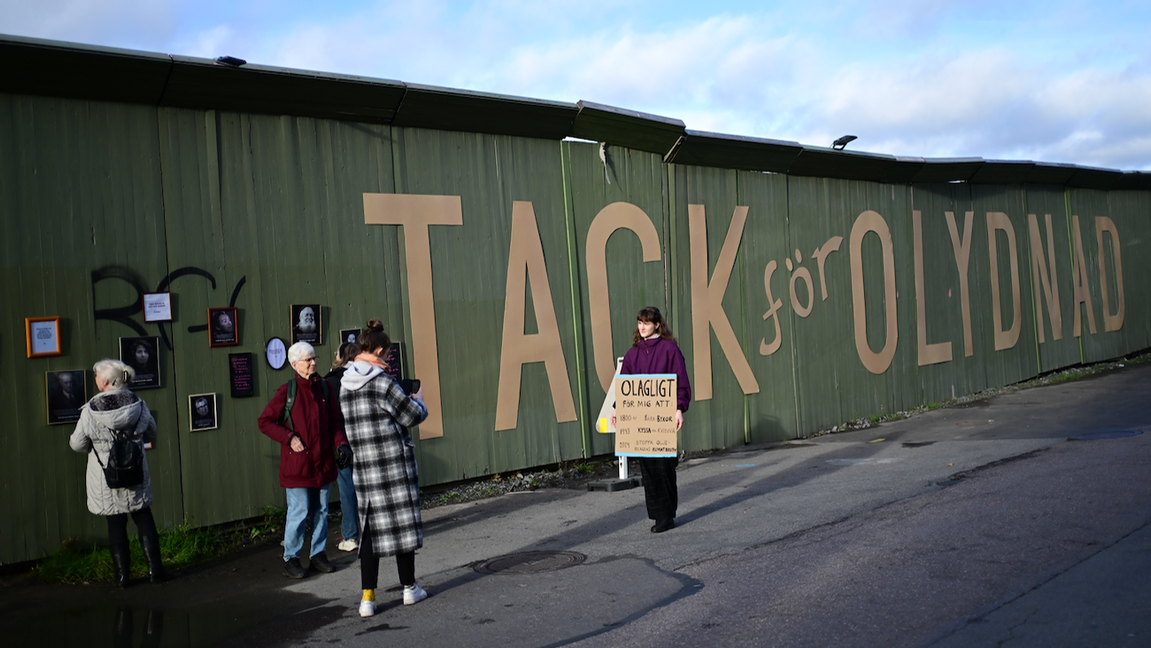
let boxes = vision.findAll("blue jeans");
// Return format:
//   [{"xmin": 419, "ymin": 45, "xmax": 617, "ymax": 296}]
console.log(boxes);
[
  {"xmin": 283, "ymin": 483, "xmax": 330, "ymax": 561},
  {"xmin": 337, "ymin": 465, "xmax": 358, "ymax": 541}
]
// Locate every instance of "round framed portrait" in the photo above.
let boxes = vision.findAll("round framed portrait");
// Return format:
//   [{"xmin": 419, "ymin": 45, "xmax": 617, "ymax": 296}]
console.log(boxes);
[{"xmin": 265, "ymin": 337, "xmax": 287, "ymax": 370}]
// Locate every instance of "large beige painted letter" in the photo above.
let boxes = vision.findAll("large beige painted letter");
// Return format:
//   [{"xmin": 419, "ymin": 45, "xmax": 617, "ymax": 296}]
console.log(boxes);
[
  {"xmin": 913, "ymin": 210, "xmax": 952, "ymax": 366},
  {"xmin": 1028, "ymin": 213, "xmax": 1063, "ymax": 343},
  {"xmin": 945, "ymin": 211, "xmax": 975, "ymax": 357},
  {"xmin": 850, "ymin": 210, "xmax": 898, "ymax": 374},
  {"xmin": 586, "ymin": 203, "xmax": 662, "ymax": 393},
  {"xmin": 1071, "ymin": 215, "xmax": 1098, "ymax": 337},
  {"xmin": 986, "ymin": 212, "xmax": 1021, "ymax": 351},
  {"xmin": 363, "ymin": 193, "xmax": 462, "ymax": 439},
  {"xmin": 1096, "ymin": 216, "xmax": 1125, "ymax": 332},
  {"xmin": 494, "ymin": 202, "xmax": 578, "ymax": 431},
  {"xmin": 690, "ymin": 205, "xmax": 760, "ymax": 399}
]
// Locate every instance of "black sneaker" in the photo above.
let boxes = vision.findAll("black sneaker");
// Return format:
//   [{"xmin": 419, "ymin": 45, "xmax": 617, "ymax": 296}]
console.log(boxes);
[
  {"xmin": 310, "ymin": 552, "xmax": 336, "ymax": 573},
  {"xmin": 283, "ymin": 557, "xmax": 308, "ymax": 579},
  {"xmin": 651, "ymin": 518, "xmax": 675, "ymax": 533}
]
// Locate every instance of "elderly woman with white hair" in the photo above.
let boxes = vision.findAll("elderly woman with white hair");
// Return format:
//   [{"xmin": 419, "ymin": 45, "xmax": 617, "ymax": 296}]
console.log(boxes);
[
  {"xmin": 69, "ymin": 358, "xmax": 168, "ymax": 587},
  {"xmin": 258, "ymin": 341, "xmax": 350, "ymax": 579}
]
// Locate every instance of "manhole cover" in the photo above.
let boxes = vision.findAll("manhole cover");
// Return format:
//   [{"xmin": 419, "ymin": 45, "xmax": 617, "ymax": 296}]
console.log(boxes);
[
  {"xmin": 1069, "ymin": 429, "xmax": 1143, "ymax": 441},
  {"xmin": 473, "ymin": 551, "xmax": 586, "ymax": 575},
  {"xmin": 955, "ymin": 420, "xmax": 989, "ymax": 427}
]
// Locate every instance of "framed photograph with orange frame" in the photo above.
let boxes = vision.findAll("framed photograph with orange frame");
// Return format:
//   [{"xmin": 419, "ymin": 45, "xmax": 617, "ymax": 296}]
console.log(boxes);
[{"xmin": 26, "ymin": 317, "xmax": 62, "ymax": 358}]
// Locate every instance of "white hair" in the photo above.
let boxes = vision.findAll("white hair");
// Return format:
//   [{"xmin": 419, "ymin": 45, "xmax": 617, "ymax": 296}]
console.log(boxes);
[
  {"xmin": 92, "ymin": 358, "xmax": 135, "ymax": 390},
  {"xmin": 287, "ymin": 341, "xmax": 316, "ymax": 365}
]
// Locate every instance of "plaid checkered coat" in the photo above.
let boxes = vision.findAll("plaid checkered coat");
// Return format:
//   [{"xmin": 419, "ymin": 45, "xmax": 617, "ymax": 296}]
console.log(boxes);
[{"xmin": 340, "ymin": 360, "xmax": 428, "ymax": 556}]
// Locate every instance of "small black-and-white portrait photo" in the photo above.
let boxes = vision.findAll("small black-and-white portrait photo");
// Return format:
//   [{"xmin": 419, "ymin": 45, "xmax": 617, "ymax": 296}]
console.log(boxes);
[
  {"xmin": 120, "ymin": 336, "xmax": 161, "ymax": 389},
  {"xmin": 46, "ymin": 370, "xmax": 86, "ymax": 424},
  {"xmin": 291, "ymin": 304, "xmax": 322, "ymax": 344},
  {"xmin": 189, "ymin": 393, "xmax": 218, "ymax": 431},
  {"xmin": 209, "ymin": 307, "xmax": 239, "ymax": 347},
  {"xmin": 339, "ymin": 328, "xmax": 361, "ymax": 346}
]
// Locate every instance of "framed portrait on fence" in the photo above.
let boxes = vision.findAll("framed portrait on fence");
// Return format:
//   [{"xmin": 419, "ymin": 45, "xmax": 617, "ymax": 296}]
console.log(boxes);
[
  {"xmin": 120, "ymin": 336, "xmax": 161, "ymax": 389},
  {"xmin": 339, "ymin": 328, "xmax": 361, "ymax": 346},
  {"xmin": 384, "ymin": 341, "xmax": 407, "ymax": 380},
  {"xmin": 46, "ymin": 370, "xmax": 86, "ymax": 424},
  {"xmin": 26, "ymin": 316, "xmax": 62, "ymax": 358},
  {"xmin": 291, "ymin": 304, "xmax": 321, "ymax": 344},
  {"xmin": 229, "ymin": 353, "xmax": 255, "ymax": 398},
  {"xmin": 141, "ymin": 292, "xmax": 173, "ymax": 322},
  {"xmin": 189, "ymin": 393, "xmax": 218, "ymax": 431},
  {"xmin": 208, "ymin": 307, "xmax": 239, "ymax": 347},
  {"xmin": 265, "ymin": 337, "xmax": 287, "ymax": 370}
]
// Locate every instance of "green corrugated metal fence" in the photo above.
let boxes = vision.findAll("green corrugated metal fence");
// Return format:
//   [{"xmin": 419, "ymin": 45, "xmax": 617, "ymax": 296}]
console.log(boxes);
[{"xmin": 3, "ymin": 90, "xmax": 1149, "ymax": 565}]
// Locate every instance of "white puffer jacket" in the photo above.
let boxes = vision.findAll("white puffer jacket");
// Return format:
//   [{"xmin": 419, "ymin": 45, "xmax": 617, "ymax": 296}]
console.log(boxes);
[{"xmin": 69, "ymin": 390, "xmax": 157, "ymax": 516}]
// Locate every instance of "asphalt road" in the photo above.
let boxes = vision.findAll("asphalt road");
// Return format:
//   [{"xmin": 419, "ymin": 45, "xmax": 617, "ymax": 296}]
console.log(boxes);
[{"xmin": 4, "ymin": 362, "xmax": 1150, "ymax": 648}]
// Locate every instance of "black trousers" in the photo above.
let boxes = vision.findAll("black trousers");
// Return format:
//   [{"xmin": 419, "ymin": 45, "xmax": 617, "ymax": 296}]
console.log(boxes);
[
  {"xmin": 107, "ymin": 507, "xmax": 158, "ymax": 545},
  {"xmin": 638, "ymin": 457, "xmax": 679, "ymax": 521},
  {"xmin": 359, "ymin": 521, "xmax": 415, "ymax": 589}
]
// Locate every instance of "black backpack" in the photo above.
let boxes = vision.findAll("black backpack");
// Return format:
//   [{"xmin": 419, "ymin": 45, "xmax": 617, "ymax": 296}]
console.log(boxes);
[{"xmin": 95, "ymin": 429, "xmax": 145, "ymax": 489}]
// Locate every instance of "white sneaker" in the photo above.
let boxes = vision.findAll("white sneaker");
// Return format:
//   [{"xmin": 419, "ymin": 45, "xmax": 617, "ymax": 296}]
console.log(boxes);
[
  {"xmin": 338, "ymin": 539, "xmax": 359, "ymax": 552},
  {"xmin": 359, "ymin": 600, "xmax": 376, "ymax": 618},
  {"xmin": 403, "ymin": 583, "xmax": 427, "ymax": 605}
]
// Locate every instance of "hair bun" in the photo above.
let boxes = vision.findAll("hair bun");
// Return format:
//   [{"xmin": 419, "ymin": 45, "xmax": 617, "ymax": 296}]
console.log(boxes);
[{"xmin": 366, "ymin": 319, "xmax": 384, "ymax": 332}]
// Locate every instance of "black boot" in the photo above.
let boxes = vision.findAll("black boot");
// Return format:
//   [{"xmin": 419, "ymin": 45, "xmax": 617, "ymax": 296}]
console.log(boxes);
[
  {"xmin": 139, "ymin": 531, "xmax": 170, "ymax": 583},
  {"xmin": 109, "ymin": 541, "xmax": 132, "ymax": 588}
]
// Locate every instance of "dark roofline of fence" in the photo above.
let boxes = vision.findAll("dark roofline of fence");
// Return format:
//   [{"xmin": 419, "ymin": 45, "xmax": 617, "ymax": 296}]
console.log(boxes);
[{"xmin": 3, "ymin": 34, "xmax": 1150, "ymax": 189}]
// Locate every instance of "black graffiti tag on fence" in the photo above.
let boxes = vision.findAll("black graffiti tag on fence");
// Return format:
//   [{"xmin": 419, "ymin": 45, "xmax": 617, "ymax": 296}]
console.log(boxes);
[{"xmin": 91, "ymin": 266, "xmax": 247, "ymax": 351}]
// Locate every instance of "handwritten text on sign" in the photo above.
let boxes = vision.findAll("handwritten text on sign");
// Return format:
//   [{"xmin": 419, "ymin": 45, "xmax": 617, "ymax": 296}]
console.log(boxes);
[{"xmin": 614, "ymin": 374, "xmax": 677, "ymax": 458}]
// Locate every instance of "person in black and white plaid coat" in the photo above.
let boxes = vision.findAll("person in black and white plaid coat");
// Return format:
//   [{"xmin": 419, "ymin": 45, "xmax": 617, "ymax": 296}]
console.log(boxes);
[{"xmin": 340, "ymin": 320, "xmax": 430, "ymax": 618}]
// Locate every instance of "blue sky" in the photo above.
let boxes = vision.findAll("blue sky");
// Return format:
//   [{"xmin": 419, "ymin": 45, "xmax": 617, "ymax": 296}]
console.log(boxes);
[{"xmin": 4, "ymin": 0, "xmax": 1151, "ymax": 170}]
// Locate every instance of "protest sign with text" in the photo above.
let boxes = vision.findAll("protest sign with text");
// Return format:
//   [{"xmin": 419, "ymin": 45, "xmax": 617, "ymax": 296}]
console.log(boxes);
[{"xmin": 613, "ymin": 374, "xmax": 677, "ymax": 457}]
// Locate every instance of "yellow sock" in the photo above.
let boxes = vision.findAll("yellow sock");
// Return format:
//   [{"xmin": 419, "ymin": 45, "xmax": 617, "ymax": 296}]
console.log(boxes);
[{"xmin": 362, "ymin": 589, "xmax": 376, "ymax": 602}]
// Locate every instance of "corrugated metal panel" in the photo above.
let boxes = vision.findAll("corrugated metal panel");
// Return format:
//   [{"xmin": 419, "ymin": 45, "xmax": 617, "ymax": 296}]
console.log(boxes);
[
  {"xmin": 1067, "ymin": 189, "xmax": 1130, "ymax": 362},
  {"xmin": 390, "ymin": 129, "xmax": 583, "ymax": 481},
  {"xmin": 969, "ymin": 185, "xmax": 1038, "ymax": 387},
  {"xmin": 668, "ymin": 165, "xmax": 752, "ymax": 451},
  {"xmin": 787, "ymin": 146, "xmax": 898, "ymax": 182},
  {"xmin": 1104, "ymin": 191, "xmax": 1151, "ymax": 352},
  {"xmin": 571, "ymin": 101, "xmax": 684, "ymax": 157},
  {"xmin": 392, "ymin": 84, "xmax": 577, "ymax": 140},
  {"xmin": 1, "ymin": 94, "xmax": 182, "ymax": 560},
  {"xmin": 733, "ymin": 170, "xmax": 799, "ymax": 442},
  {"xmin": 1022, "ymin": 185, "xmax": 1083, "ymax": 372},
  {"xmin": 908, "ymin": 183, "xmax": 991, "ymax": 403},
  {"xmin": 784, "ymin": 177, "xmax": 917, "ymax": 431},
  {"xmin": 668, "ymin": 130, "xmax": 801, "ymax": 173},
  {"xmin": 564, "ymin": 141, "xmax": 668, "ymax": 458}
]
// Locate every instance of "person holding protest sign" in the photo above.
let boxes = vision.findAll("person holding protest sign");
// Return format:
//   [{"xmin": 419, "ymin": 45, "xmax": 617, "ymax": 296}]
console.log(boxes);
[{"xmin": 612, "ymin": 306, "xmax": 691, "ymax": 533}]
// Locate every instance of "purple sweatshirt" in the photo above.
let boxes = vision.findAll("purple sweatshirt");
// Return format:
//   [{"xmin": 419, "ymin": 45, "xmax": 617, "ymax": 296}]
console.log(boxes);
[{"xmin": 621, "ymin": 337, "xmax": 692, "ymax": 413}]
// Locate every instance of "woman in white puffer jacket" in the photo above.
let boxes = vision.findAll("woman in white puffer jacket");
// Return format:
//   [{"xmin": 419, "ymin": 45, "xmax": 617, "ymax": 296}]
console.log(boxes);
[{"xmin": 69, "ymin": 358, "xmax": 168, "ymax": 587}]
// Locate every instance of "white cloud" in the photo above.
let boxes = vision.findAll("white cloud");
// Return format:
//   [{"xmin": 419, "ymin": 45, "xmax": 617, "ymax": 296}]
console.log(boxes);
[
  {"xmin": 3, "ymin": 0, "xmax": 1151, "ymax": 169},
  {"xmin": 174, "ymin": 25, "xmax": 239, "ymax": 60},
  {"xmin": 0, "ymin": 0, "xmax": 175, "ymax": 50}
]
